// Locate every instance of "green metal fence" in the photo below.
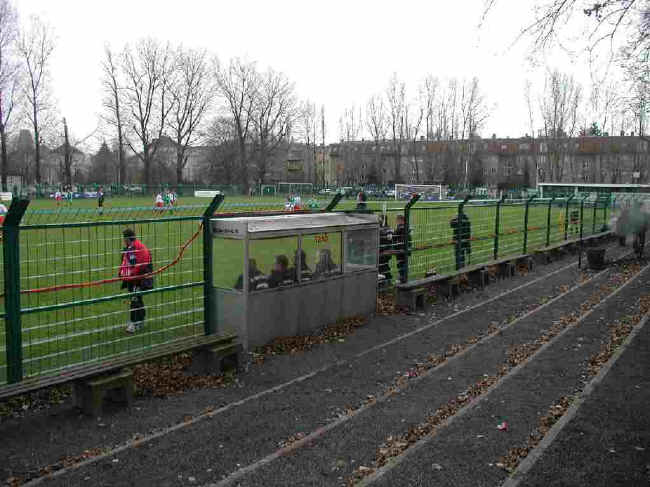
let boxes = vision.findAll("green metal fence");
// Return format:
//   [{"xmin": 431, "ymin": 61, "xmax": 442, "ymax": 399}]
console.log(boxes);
[
  {"xmin": 381, "ymin": 196, "xmax": 611, "ymax": 284},
  {"xmin": 1, "ymin": 197, "xmax": 222, "ymax": 386},
  {"xmin": 0, "ymin": 192, "xmax": 612, "ymax": 388}
]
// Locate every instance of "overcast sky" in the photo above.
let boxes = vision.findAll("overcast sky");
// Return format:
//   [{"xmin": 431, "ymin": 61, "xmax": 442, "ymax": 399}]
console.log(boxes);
[{"xmin": 17, "ymin": 0, "xmax": 601, "ymax": 148}]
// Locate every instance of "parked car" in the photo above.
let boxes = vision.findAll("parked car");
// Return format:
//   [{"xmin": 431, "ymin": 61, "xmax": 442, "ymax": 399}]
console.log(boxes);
[{"xmin": 318, "ymin": 188, "xmax": 332, "ymax": 195}]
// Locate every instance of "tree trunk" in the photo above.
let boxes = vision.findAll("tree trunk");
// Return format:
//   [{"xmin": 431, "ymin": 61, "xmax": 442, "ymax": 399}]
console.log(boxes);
[
  {"xmin": 0, "ymin": 123, "xmax": 7, "ymax": 192},
  {"xmin": 238, "ymin": 139, "xmax": 248, "ymax": 194},
  {"xmin": 33, "ymin": 109, "xmax": 41, "ymax": 184},
  {"xmin": 176, "ymin": 146, "xmax": 183, "ymax": 185},
  {"xmin": 143, "ymin": 145, "xmax": 151, "ymax": 189},
  {"xmin": 117, "ymin": 124, "xmax": 125, "ymax": 184},
  {"xmin": 63, "ymin": 118, "xmax": 72, "ymax": 186}
]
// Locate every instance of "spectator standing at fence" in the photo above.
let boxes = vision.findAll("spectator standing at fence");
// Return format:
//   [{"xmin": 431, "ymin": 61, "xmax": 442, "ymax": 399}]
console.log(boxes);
[
  {"xmin": 119, "ymin": 228, "xmax": 153, "ymax": 333},
  {"xmin": 450, "ymin": 210, "xmax": 472, "ymax": 270},
  {"xmin": 378, "ymin": 214, "xmax": 393, "ymax": 284},
  {"xmin": 393, "ymin": 214, "xmax": 411, "ymax": 283},
  {"xmin": 97, "ymin": 187, "xmax": 105, "ymax": 215}
]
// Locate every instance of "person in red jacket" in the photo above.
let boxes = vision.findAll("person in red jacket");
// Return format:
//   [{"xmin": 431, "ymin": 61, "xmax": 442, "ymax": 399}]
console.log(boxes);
[{"xmin": 119, "ymin": 228, "xmax": 153, "ymax": 333}]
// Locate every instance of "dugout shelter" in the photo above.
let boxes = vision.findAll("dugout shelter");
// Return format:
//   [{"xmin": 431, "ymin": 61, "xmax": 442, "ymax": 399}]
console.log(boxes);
[{"xmin": 210, "ymin": 212, "xmax": 379, "ymax": 349}]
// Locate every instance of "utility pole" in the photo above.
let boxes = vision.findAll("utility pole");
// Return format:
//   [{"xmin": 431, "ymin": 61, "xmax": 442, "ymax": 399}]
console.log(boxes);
[{"xmin": 63, "ymin": 118, "xmax": 72, "ymax": 187}]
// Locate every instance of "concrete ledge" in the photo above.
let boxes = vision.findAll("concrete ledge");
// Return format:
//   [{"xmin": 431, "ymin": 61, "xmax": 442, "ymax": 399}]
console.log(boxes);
[
  {"xmin": 190, "ymin": 342, "xmax": 243, "ymax": 375},
  {"xmin": 396, "ymin": 287, "xmax": 426, "ymax": 311},
  {"xmin": 74, "ymin": 369, "xmax": 134, "ymax": 417}
]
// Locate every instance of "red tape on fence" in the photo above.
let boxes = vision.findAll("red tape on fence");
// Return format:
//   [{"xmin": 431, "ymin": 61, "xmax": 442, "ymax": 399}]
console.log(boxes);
[{"xmin": 20, "ymin": 223, "xmax": 204, "ymax": 295}]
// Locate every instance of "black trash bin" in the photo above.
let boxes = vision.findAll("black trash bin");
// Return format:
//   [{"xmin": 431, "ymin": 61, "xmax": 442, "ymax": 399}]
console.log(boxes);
[{"xmin": 587, "ymin": 248, "xmax": 606, "ymax": 270}]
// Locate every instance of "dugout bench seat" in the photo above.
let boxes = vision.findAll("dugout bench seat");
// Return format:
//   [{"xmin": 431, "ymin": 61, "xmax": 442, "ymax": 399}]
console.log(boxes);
[{"xmin": 0, "ymin": 333, "xmax": 241, "ymax": 416}]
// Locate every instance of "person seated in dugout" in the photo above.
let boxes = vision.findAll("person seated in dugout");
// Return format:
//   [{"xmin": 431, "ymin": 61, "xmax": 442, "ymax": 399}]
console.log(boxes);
[
  {"xmin": 268, "ymin": 254, "xmax": 293, "ymax": 288},
  {"xmin": 314, "ymin": 248, "xmax": 338, "ymax": 278},
  {"xmin": 234, "ymin": 258, "xmax": 268, "ymax": 291},
  {"xmin": 291, "ymin": 249, "xmax": 312, "ymax": 281}
]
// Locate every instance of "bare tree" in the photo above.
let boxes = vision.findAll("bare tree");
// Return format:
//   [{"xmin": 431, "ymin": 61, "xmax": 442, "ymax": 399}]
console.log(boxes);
[
  {"xmin": 250, "ymin": 67, "xmax": 297, "ymax": 184},
  {"xmin": 0, "ymin": 0, "xmax": 18, "ymax": 191},
  {"xmin": 483, "ymin": 0, "xmax": 650, "ymax": 57},
  {"xmin": 624, "ymin": 47, "xmax": 649, "ymax": 135},
  {"xmin": 17, "ymin": 15, "xmax": 56, "ymax": 185},
  {"xmin": 205, "ymin": 115, "xmax": 238, "ymax": 184},
  {"xmin": 167, "ymin": 46, "xmax": 214, "ymax": 184},
  {"xmin": 405, "ymin": 87, "xmax": 425, "ymax": 182},
  {"xmin": 121, "ymin": 38, "xmax": 174, "ymax": 188},
  {"xmin": 298, "ymin": 99, "xmax": 317, "ymax": 183},
  {"xmin": 100, "ymin": 44, "xmax": 126, "ymax": 184},
  {"xmin": 386, "ymin": 73, "xmax": 406, "ymax": 183},
  {"xmin": 366, "ymin": 94, "xmax": 388, "ymax": 183},
  {"xmin": 338, "ymin": 105, "xmax": 362, "ymax": 184},
  {"xmin": 215, "ymin": 57, "xmax": 257, "ymax": 193},
  {"xmin": 539, "ymin": 70, "xmax": 583, "ymax": 181}
]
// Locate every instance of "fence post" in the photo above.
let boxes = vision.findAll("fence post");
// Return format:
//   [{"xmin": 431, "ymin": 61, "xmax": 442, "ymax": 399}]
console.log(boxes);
[
  {"xmin": 546, "ymin": 197, "xmax": 555, "ymax": 247},
  {"xmin": 523, "ymin": 194, "xmax": 536, "ymax": 254},
  {"xmin": 455, "ymin": 194, "xmax": 471, "ymax": 271},
  {"xmin": 494, "ymin": 192, "xmax": 506, "ymax": 260},
  {"xmin": 203, "ymin": 194, "xmax": 224, "ymax": 336},
  {"xmin": 402, "ymin": 193, "xmax": 421, "ymax": 282},
  {"xmin": 3, "ymin": 198, "xmax": 29, "ymax": 384},
  {"xmin": 578, "ymin": 195, "xmax": 587, "ymax": 268},
  {"xmin": 564, "ymin": 194, "xmax": 575, "ymax": 241},
  {"xmin": 592, "ymin": 196, "xmax": 598, "ymax": 234},
  {"xmin": 324, "ymin": 193, "xmax": 343, "ymax": 212}
]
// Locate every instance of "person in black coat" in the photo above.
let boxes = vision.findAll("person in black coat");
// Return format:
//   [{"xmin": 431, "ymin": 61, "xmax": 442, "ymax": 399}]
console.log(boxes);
[
  {"xmin": 393, "ymin": 214, "xmax": 411, "ymax": 283},
  {"xmin": 378, "ymin": 215, "xmax": 393, "ymax": 283},
  {"xmin": 450, "ymin": 211, "xmax": 471, "ymax": 270}
]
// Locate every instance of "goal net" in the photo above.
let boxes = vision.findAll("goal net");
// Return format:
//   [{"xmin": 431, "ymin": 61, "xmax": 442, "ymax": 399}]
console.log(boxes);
[
  {"xmin": 277, "ymin": 182, "xmax": 314, "ymax": 195},
  {"xmin": 395, "ymin": 184, "xmax": 443, "ymax": 201}
]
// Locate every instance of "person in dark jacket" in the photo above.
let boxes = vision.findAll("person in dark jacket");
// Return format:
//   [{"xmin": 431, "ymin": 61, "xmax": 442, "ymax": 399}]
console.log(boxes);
[
  {"xmin": 291, "ymin": 249, "xmax": 312, "ymax": 281},
  {"xmin": 268, "ymin": 255, "xmax": 293, "ymax": 288},
  {"xmin": 314, "ymin": 248, "xmax": 338, "ymax": 277},
  {"xmin": 234, "ymin": 258, "xmax": 268, "ymax": 291},
  {"xmin": 119, "ymin": 228, "xmax": 153, "ymax": 333},
  {"xmin": 450, "ymin": 211, "xmax": 471, "ymax": 270},
  {"xmin": 378, "ymin": 215, "xmax": 393, "ymax": 283},
  {"xmin": 393, "ymin": 214, "xmax": 411, "ymax": 283}
]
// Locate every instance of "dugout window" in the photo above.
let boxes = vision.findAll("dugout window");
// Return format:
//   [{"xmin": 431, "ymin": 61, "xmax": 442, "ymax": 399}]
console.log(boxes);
[
  {"xmin": 213, "ymin": 238, "xmax": 244, "ymax": 290},
  {"xmin": 344, "ymin": 228, "xmax": 378, "ymax": 271}
]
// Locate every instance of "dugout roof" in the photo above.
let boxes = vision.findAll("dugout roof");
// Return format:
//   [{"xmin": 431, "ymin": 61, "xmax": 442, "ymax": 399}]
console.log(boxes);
[{"xmin": 211, "ymin": 212, "xmax": 379, "ymax": 239}]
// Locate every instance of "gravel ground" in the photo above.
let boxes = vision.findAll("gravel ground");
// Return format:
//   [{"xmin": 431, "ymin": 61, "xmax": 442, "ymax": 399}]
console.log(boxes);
[
  {"xmin": 516, "ymin": 313, "xmax": 650, "ymax": 487},
  {"xmin": 371, "ymin": 262, "xmax": 650, "ymax": 487},
  {"xmin": 0, "ymin": 241, "xmax": 627, "ymax": 485},
  {"xmin": 230, "ymin": 258, "xmax": 649, "ymax": 486}
]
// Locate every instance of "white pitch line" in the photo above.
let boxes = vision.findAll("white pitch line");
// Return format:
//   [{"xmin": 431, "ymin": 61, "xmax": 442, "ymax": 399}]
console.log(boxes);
[{"xmin": 23, "ymin": 253, "xmax": 607, "ymax": 485}]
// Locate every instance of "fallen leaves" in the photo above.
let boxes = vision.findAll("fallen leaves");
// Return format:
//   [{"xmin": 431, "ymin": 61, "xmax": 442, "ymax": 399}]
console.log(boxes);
[
  {"xmin": 133, "ymin": 353, "xmax": 228, "ymax": 397},
  {"xmin": 254, "ymin": 317, "xmax": 367, "ymax": 359},
  {"xmin": 349, "ymin": 261, "xmax": 646, "ymax": 485}
]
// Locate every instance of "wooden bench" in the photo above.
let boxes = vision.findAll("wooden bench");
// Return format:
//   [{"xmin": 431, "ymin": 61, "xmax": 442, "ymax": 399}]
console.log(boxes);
[{"xmin": 0, "ymin": 333, "xmax": 240, "ymax": 416}]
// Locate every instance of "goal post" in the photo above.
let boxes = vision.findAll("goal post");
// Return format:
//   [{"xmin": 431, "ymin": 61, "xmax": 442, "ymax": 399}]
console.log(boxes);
[{"xmin": 394, "ymin": 184, "xmax": 444, "ymax": 201}]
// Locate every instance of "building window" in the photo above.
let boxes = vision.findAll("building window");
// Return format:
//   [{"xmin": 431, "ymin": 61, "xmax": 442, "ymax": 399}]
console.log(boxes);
[
  {"xmin": 490, "ymin": 167, "xmax": 496, "ymax": 174},
  {"xmin": 582, "ymin": 161, "xmax": 590, "ymax": 169},
  {"xmin": 582, "ymin": 174, "xmax": 590, "ymax": 182}
]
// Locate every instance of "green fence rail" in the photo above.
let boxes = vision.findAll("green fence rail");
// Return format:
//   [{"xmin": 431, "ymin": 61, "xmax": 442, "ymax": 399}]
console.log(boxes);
[
  {"xmin": 1, "ymin": 196, "xmax": 223, "ymax": 386},
  {"xmin": 0, "ymin": 192, "xmax": 613, "ymax": 389}
]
